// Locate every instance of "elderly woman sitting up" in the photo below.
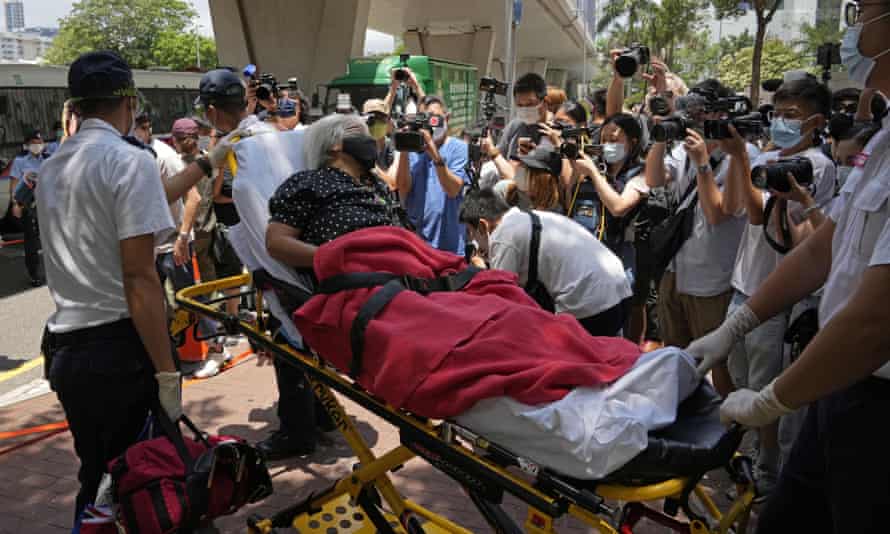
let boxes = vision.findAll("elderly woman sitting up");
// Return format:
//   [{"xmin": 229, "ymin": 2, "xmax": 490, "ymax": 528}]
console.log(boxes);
[{"xmin": 266, "ymin": 113, "xmax": 398, "ymax": 269}]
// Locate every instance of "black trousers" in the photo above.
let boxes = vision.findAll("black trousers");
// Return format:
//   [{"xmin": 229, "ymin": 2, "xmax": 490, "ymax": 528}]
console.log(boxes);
[
  {"xmin": 45, "ymin": 319, "xmax": 157, "ymax": 525},
  {"xmin": 578, "ymin": 298, "xmax": 630, "ymax": 337},
  {"xmin": 757, "ymin": 377, "xmax": 890, "ymax": 534},
  {"xmin": 273, "ymin": 354, "xmax": 334, "ymax": 441},
  {"xmin": 21, "ymin": 205, "xmax": 42, "ymax": 281}
]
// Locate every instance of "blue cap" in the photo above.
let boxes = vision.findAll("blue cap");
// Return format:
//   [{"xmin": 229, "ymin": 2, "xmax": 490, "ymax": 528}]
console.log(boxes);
[
  {"xmin": 68, "ymin": 51, "xmax": 135, "ymax": 99},
  {"xmin": 277, "ymin": 98, "xmax": 297, "ymax": 118},
  {"xmin": 198, "ymin": 68, "xmax": 245, "ymax": 104}
]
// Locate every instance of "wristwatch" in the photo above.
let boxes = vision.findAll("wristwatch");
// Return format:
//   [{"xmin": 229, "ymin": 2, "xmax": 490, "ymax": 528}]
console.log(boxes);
[
  {"xmin": 195, "ymin": 156, "xmax": 213, "ymax": 177},
  {"xmin": 697, "ymin": 163, "xmax": 712, "ymax": 176},
  {"xmin": 801, "ymin": 205, "xmax": 821, "ymax": 218}
]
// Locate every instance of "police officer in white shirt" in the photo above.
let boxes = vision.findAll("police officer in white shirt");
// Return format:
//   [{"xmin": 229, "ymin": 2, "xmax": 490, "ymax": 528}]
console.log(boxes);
[
  {"xmin": 691, "ymin": 2, "xmax": 890, "ymax": 528},
  {"xmin": 37, "ymin": 51, "xmax": 237, "ymax": 526}
]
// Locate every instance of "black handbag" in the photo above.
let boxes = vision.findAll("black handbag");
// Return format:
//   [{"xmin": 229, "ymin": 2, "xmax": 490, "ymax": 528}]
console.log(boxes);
[{"xmin": 523, "ymin": 211, "xmax": 556, "ymax": 312}]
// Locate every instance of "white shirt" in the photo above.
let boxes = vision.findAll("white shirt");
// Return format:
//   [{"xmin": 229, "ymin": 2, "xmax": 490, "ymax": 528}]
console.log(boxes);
[
  {"xmin": 821, "ymin": 116, "xmax": 890, "ymax": 379},
  {"xmin": 731, "ymin": 147, "xmax": 836, "ymax": 297},
  {"xmin": 665, "ymin": 145, "xmax": 751, "ymax": 297},
  {"xmin": 153, "ymin": 139, "xmax": 187, "ymax": 254},
  {"xmin": 36, "ymin": 119, "xmax": 175, "ymax": 333},
  {"xmin": 489, "ymin": 207, "xmax": 632, "ymax": 318}
]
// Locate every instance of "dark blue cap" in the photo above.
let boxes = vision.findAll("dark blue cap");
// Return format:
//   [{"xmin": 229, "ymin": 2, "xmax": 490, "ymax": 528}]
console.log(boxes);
[
  {"xmin": 198, "ymin": 68, "xmax": 245, "ymax": 104},
  {"xmin": 68, "ymin": 51, "xmax": 135, "ymax": 99},
  {"xmin": 519, "ymin": 146, "xmax": 563, "ymax": 178},
  {"xmin": 277, "ymin": 98, "xmax": 297, "ymax": 118}
]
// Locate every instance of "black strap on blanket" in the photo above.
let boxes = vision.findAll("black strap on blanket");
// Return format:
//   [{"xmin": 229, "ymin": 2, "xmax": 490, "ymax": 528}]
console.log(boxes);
[{"xmin": 318, "ymin": 267, "xmax": 481, "ymax": 379}]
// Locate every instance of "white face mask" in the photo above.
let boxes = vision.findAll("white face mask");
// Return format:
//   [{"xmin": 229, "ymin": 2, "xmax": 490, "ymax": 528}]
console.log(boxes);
[
  {"xmin": 27, "ymin": 143, "xmax": 44, "ymax": 155},
  {"xmin": 841, "ymin": 11, "xmax": 890, "ymax": 86},
  {"xmin": 516, "ymin": 105, "xmax": 540, "ymax": 125},
  {"xmin": 513, "ymin": 167, "xmax": 529, "ymax": 191},
  {"xmin": 602, "ymin": 143, "xmax": 626, "ymax": 164}
]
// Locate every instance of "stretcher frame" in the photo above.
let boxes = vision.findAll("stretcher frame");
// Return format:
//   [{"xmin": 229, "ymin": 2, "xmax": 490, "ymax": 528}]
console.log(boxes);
[{"xmin": 177, "ymin": 274, "xmax": 756, "ymax": 534}]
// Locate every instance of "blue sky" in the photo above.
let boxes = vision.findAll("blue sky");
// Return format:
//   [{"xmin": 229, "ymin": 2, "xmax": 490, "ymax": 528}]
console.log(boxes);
[{"xmin": 10, "ymin": 0, "xmax": 394, "ymax": 54}]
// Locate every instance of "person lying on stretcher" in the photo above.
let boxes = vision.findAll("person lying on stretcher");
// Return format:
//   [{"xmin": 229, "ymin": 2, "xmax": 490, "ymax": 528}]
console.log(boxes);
[{"xmin": 461, "ymin": 188, "xmax": 632, "ymax": 337}]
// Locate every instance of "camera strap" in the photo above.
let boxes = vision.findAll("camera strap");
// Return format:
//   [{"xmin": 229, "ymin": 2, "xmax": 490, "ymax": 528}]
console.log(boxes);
[{"xmin": 762, "ymin": 196, "xmax": 793, "ymax": 254}]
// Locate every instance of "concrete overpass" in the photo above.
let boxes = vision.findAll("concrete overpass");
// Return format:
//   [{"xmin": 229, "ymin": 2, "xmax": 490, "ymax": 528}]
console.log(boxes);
[{"xmin": 209, "ymin": 0, "xmax": 598, "ymax": 99}]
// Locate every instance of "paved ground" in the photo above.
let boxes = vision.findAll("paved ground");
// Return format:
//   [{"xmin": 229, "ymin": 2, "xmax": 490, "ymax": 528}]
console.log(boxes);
[{"xmin": 0, "ymin": 349, "xmax": 758, "ymax": 534}]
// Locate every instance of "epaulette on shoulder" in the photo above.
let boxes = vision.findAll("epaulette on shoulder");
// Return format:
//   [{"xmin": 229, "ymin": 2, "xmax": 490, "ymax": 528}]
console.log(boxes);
[{"xmin": 121, "ymin": 135, "xmax": 157, "ymax": 159}]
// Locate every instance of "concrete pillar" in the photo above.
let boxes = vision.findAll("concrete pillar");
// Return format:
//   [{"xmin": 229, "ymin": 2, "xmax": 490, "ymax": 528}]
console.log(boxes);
[
  {"xmin": 402, "ymin": 26, "xmax": 495, "ymax": 76},
  {"xmin": 208, "ymin": 0, "xmax": 369, "ymax": 95}
]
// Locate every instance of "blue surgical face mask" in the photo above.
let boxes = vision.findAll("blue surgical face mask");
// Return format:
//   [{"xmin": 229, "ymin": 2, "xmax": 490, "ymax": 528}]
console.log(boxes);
[
  {"xmin": 602, "ymin": 143, "xmax": 626, "ymax": 164},
  {"xmin": 841, "ymin": 11, "xmax": 890, "ymax": 86},
  {"xmin": 770, "ymin": 117, "xmax": 804, "ymax": 149}
]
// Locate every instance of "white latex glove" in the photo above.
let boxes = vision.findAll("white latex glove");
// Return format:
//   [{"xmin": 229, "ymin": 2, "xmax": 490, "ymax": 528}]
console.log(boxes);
[
  {"xmin": 719, "ymin": 380, "xmax": 793, "ymax": 427},
  {"xmin": 156, "ymin": 371, "xmax": 182, "ymax": 421},
  {"xmin": 208, "ymin": 129, "xmax": 247, "ymax": 168},
  {"xmin": 688, "ymin": 303, "xmax": 761, "ymax": 378}
]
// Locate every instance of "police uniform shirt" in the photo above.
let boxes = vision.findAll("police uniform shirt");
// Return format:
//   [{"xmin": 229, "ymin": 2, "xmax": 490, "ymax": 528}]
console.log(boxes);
[
  {"xmin": 36, "ymin": 118, "xmax": 175, "ymax": 333},
  {"xmin": 9, "ymin": 151, "xmax": 45, "ymax": 183},
  {"xmin": 821, "ymin": 114, "xmax": 890, "ymax": 379}
]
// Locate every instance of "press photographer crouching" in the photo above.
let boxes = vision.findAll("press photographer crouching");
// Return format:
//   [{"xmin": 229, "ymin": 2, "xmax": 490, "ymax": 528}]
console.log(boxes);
[{"xmin": 460, "ymin": 188, "xmax": 631, "ymax": 337}]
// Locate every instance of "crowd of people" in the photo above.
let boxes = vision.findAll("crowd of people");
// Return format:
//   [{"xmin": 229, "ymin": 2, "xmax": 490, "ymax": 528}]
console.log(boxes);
[{"xmin": 8, "ymin": 2, "xmax": 890, "ymax": 531}]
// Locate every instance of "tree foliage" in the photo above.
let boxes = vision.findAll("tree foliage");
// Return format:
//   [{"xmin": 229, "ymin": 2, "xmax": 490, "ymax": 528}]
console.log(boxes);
[
  {"xmin": 45, "ymin": 0, "xmax": 200, "ymax": 69},
  {"xmin": 152, "ymin": 31, "xmax": 218, "ymax": 71},
  {"xmin": 717, "ymin": 38, "xmax": 812, "ymax": 93},
  {"xmin": 796, "ymin": 19, "xmax": 845, "ymax": 58}
]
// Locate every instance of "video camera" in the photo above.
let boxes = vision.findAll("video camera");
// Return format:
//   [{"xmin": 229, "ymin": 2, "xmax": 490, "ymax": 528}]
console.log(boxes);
[
  {"xmin": 479, "ymin": 77, "xmax": 509, "ymax": 97},
  {"xmin": 615, "ymin": 44, "xmax": 651, "ymax": 78},
  {"xmin": 751, "ymin": 157, "xmax": 814, "ymax": 192},
  {"xmin": 394, "ymin": 112, "xmax": 443, "ymax": 152},
  {"xmin": 467, "ymin": 77, "xmax": 509, "ymax": 165},
  {"xmin": 243, "ymin": 64, "xmax": 280, "ymax": 101},
  {"xmin": 652, "ymin": 115, "xmax": 694, "ymax": 143}
]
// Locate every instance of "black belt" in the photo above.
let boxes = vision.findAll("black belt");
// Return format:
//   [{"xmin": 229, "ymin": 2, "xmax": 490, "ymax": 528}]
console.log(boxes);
[
  {"xmin": 46, "ymin": 318, "xmax": 139, "ymax": 349},
  {"xmin": 317, "ymin": 268, "xmax": 480, "ymax": 378}
]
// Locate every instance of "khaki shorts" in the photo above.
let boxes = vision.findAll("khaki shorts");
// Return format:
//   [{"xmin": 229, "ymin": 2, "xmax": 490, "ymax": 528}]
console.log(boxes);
[
  {"xmin": 657, "ymin": 271, "xmax": 732, "ymax": 348},
  {"xmin": 193, "ymin": 232, "xmax": 217, "ymax": 283}
]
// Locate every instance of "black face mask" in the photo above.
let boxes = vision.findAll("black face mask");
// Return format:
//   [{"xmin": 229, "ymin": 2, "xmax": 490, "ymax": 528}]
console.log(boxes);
[{"xmin": 341, "ymin": 135, "xmax": 378, "ymax": 173}]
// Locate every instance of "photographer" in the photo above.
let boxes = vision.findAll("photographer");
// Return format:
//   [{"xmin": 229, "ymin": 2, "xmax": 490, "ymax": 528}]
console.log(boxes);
[
  {"xmin": 687, "ymin": 4, "xmax": 890, "ymax": 527},
  {"xmin": 383, "ymin": 66, "xmax": 425, "ymax": 116},
  {"xmin": 645, "ymin": 79, "xmax": 750, "ymax": 395},
  {"xmin": 460, "ymin": 188, "xmax": 631, "ymax": 337},
  {"xmin": 570, "ymin": 113, "xmax": 648, "ymax": 340},
  {"xmin": 705, "ymin": 77, "xmax": 836, "ymax": 496},
  {"xmin": 395, "ymin": 95, "xmax": 470, "ymax": 254},
  {"xmin": 497, "ymin": 73, "xmax": 551, "ymax": 162},
  {"xmin": 363, "ymin": 98, "xmax": 398, "ymax": 190}
]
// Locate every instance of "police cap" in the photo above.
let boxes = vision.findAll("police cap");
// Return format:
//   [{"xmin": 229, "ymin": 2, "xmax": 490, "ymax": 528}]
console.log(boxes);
[
  {"xmin": 68, "ymin": 51, "xmax": 136, "ymax": 99},
  {"xmin": 198, "ymin": 69, "xmax": 245, "ymax": 105}
]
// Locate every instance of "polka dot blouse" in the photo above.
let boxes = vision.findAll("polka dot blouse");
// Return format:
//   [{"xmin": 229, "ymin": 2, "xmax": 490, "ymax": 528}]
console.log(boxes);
[{"xmin": 269, "ymin": 166, "xmax": 394, "ymax": 246}]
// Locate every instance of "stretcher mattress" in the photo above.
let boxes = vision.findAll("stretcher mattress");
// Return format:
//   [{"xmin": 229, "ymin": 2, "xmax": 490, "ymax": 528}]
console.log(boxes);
[
  {"xmin": 455, "ymin": 348, "xmax": 700, "ymax": 479},
  {"xmin": 293, "ymin": 227, "xmax": 641, "ymax": 419}
]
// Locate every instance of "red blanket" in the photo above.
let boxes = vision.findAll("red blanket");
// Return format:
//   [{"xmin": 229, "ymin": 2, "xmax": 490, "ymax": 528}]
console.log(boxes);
[{"xmin": 294, "ymin": 227, "xmax": 640, "ymax": 419}]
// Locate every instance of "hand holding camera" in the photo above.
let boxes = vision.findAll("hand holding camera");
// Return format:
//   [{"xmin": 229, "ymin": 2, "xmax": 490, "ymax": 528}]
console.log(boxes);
[
  {"xmin": 769, "ymin": 172, "xmax": 814, "ymax": 206},
  {"xmin": 716, "ymin": 124, "xmax": 747, "ymax": 157},
  {"xmin": 481, "ymin": 132, "xmax": 497, "ymax": 158},
  {"xmin": 538, "ymin": 122, "xmax": 563, "ymax": 147},
  {"xmin": 614, "ymin": 44, "xmax": 651, "ymax": 78},
  {"xmin": 683, "ymin": 129, "xmax": 710, "ymax": 167}
]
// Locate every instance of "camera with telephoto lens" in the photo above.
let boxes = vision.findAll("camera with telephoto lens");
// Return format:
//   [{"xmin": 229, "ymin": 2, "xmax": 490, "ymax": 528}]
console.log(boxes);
[
  {"xmin": 652, "ymin": 114, "xmax": 693, "ymax": 143},
  {"xmin": 751, "ymin": 157, "xmax": 814, "ymax": 193},
  {"xmin": 394, "ymin": 112, "xmax": 443, "ymax": 152},
  {"xmin": 703, "ymin": 113, "xmax": 765, "ymax": 140},
  {"xmin": 615, "ymin": 44, "xmax": 651, "ymax": 78}
]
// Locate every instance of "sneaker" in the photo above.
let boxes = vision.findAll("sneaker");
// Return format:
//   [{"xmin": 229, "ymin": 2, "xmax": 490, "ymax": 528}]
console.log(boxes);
[
  {"xmin": 208, "ymin": 345, "xmax": 234, "ymax": 365},
  {"xmin": 256, "ymin": 430, "xmax": 316, "ymax": 461},
  {"xmin": 192, "ymin": 358, "xmax": 221, "ymax": 379}
]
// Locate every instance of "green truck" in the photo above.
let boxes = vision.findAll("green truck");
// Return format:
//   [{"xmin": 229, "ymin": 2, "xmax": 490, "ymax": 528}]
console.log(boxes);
[{"xmin": 323, "ymin": 55, "xmax": 478, "ymax": 133}]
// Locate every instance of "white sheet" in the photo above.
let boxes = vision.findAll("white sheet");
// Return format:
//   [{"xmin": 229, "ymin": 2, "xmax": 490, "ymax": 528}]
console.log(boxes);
[
  {"xmin": 227, "ymin": 130, "xmax": 311, "ymax": 346},
  {"xmin": 454, "ymin": 348, "xmax": 700, "ymax": 480}
]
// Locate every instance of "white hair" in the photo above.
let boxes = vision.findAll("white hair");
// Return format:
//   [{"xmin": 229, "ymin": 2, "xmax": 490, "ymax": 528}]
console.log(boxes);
[{"xmin": 303, "ymin": 113, "xmax": 369, "ymax": 170}]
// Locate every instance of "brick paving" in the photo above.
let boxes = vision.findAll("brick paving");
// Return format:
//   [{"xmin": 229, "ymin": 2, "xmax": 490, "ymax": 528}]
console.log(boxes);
[{"xmin": 0, "ymin": 353, "xmax": 744, "ymax": 533}]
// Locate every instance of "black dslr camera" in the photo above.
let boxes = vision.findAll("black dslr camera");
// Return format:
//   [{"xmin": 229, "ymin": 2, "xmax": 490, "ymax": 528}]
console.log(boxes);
[
  {"xmin": 479, "ymin": 76, "xmax": 509, "ymax": 96},
  {"xmin": 392, "ymin": 53, "xmax": 412, "ymax": 82},
  {"xmin": 255, "ymin": 73, "xmax": 279, "ymax": 101},
  {"xmin": 652, "ymin": 115, "xmax": 694, "ymax": 143},
  {"xmin": 701, "ymin": 95, "xmax": 761, "ymax": 139},
  {"xmin": 557, "ymin": 126, "xmax": 593, "ymax": 160},
  {"xmin": 751, "ymin": 157, "xmax": 814, "ymax": 192},
  {"xmin": 394, "ymin": 113, "xmax": 443, "ymax": 152},
  {"xmin": 615, "ymin": 44, "xmax": 651, "ymax": 78}
]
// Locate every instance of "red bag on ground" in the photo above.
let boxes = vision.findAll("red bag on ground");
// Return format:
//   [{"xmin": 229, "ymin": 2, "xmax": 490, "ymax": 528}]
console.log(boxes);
[
  {"xmin": 108, "ymin": 413, "xmax": 272, "ymax": 533},
  {"xmin": 294, "ymin": 227, "xmax": 640, "ymax": 419}
]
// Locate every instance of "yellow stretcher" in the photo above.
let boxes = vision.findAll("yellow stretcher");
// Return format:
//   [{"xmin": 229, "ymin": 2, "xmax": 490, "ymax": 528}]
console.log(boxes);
[{"xmin": 177, "ymin": 273, "xmax": 756, "ymax": 534}]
